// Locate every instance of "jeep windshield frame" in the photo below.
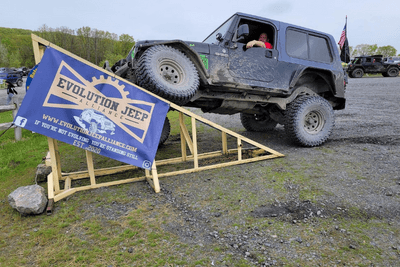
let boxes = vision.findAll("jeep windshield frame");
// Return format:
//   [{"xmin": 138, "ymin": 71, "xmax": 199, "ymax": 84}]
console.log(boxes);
[{"xmin": 203, "ymin": 15, "xmax": 236, "ymax": 45}]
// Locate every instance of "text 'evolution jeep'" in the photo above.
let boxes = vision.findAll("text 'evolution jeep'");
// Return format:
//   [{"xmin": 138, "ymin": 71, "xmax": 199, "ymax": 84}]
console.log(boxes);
[
  {"xmin": 110, "ymin": 13, "xmax": 347, "ymax": 147},
  {"xmin": 347, "ymin": 55, "xmax": 400, "ymax": 78}
]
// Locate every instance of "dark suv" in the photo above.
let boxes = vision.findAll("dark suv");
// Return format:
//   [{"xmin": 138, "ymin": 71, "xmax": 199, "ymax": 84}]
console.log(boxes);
[
  {"xmin": 0, "ymin": 72, "xmax": 23, "ymax": 87},
  {"xmin": 347, "ymin": 55, "xmax": 400, "ymax": 78},
  {"xmin": 110, "ymin": 12, "xmax": 347, "ymax": 147}
]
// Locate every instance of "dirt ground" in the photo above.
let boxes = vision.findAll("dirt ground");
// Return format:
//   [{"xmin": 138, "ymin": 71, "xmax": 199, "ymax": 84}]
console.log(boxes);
[{"xmin": 3, "ymin": 76, "xmax": 400, "ymax": 266}]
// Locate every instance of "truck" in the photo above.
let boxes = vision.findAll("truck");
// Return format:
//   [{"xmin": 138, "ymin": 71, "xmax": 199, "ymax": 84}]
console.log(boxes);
[{"xmin": 109, "ymin": 12, "xmax": 347, "ymax": 147}]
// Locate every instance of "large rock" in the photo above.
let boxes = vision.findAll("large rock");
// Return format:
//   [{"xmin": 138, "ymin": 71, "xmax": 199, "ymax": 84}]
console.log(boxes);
[
  {"xmin": 36, "ymin": 164, "xmax": 52, "ymax": 183},
  {"xmin": 8, "ymin": 185, "xmax": 48, "ymax": 215}
]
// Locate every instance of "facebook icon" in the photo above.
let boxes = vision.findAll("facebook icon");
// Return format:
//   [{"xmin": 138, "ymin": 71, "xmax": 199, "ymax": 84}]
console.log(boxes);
[{"xmin": 14, "ymin": 116, "xmax": 27, "ymax": 127}]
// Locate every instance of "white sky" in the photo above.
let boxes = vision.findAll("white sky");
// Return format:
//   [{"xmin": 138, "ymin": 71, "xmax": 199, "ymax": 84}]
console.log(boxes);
[{"xmin": 2, "ymin": 0, "xmax": 400, "ymax": 53}]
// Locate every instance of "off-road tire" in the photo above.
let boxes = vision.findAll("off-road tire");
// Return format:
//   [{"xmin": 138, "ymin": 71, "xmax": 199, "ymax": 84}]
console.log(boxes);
[
  {"xmin": 240, "ymin": 113, "xmax": 278, "ymax": 132},
  {"xmin": 285, "ymin": 95, "xmax": 334, "ymax": 147},
  {"xmin": 159, "ymin": 117, "xmax": 170, "ymax": 146},
  {"xmin": 385, "ymin": 67, "xmax": 399, "ymax": 77},
  {"xmin": 135, "ymin": 45, "xmax": 199, "ymax": 105},
  {"xmin": 17, "ymin": 79, "xmax": 23, "ymax": 87},
  {"xmin": 351, "ymin": 68, "xmax": 364, "ymax": 78}
]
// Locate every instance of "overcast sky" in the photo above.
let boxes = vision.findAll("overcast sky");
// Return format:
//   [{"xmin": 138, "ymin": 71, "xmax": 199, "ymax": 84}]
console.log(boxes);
[{"xmin": 2, "ymin": 0, "xmax": 400, "ymax": 53}]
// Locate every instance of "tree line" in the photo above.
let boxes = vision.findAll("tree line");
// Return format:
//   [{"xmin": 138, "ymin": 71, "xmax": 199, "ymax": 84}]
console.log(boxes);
[
  {"xmin": 347, "ymin": 44, "xmax": 397, "ymax": 59},
  {"xmin": 0, "ymin": 25, "xmax": 398, "ymax": 68},
  {"xmin": 0, "ymin": 25, "xmax": 135, "ymax": 69}
]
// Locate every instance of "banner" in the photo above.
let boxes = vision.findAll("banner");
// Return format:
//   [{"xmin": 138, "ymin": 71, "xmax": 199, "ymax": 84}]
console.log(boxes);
[{"xmin": 14, "ymin": 47, "xmax": 170, "ymax": 170}]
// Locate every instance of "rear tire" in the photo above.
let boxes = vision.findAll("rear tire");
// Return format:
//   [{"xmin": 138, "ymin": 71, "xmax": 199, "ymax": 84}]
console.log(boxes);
[
  {"xmin": 159, "ymin": 117, "xmax": 170, "ymax": 146},
  {"xmin": 17, "ymin": 79, "xmax": 23, "ymax": 87},
  {"xmin": 385, "ymin": 67, "xmax": 399, "ymax": 77},
  {"xmin": 351, "ymin": 68, "xmax": 364, "ymax": 78},
  {"xmin": 135, "ymin": 45, "xmax": 199, "ymax": 105},
  {"xmin": 285, "ymin": 95, "xmax": 334, "ymax": 147},
  {"xmin": 240, "ymin": 113, "xmax": 278, "ymax": 132}
]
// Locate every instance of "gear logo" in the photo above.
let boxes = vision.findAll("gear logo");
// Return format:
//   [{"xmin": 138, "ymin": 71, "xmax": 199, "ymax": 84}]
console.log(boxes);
[{"xmin": 43, "ymin": 61, "xmax": 156, "ymax": 143}]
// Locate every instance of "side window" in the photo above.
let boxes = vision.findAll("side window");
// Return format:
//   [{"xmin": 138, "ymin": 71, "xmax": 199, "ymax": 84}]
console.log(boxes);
[
  {"xmin": 286, "ymin": 30, "xmax": 308, "ymax": 59},
  {"xmin": 234, "ymin": 18, "xmax": 275, "ymax": 49},
  {"xmin": 286, "ymin": 29, "xmax": 333, "ymax": 63},
  {"xmin": 309, "ymin": 35, "xmax": 332, "ymax": 63}
]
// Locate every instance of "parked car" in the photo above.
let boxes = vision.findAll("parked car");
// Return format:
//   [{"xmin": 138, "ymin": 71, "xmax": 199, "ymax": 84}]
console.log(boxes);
[
  {"xmin": 0, "ymin": 72, "xmax": 23, "ymax": 87},
  {"xmin": 347, "ymin": 55, "xmax": 400, "ymax": 78},
  {"xmin": 16, "ymin": 67, "xmax": 30, "ymax": 76}
]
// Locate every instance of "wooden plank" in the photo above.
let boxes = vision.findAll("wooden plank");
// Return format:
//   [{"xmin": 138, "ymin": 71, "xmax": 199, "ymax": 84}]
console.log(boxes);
[
  {"xmin": 191, "ymin": 117, "xmax": 198, "ymax": 169},
  {"xmin": 47, "ymin": 138, "xmax": 61, "ymax": 192},
  {"xmin": 85, "ymin": 150, "xmax": 96, "ymax": 185}
]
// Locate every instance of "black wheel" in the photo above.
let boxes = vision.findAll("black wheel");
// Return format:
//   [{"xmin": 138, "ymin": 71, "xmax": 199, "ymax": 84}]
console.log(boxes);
[
  {"xmin": 351, "ymin": 68, "xmax": 364, "ymax": 78},
  {"xmin": 385, "ymin": 67, "xmax": 399, "ymax": 77},
  {"xmin": 135, "ymin": 45, "xmax": 199, "ymax": 105},
  {"xmin": 285, "ymin": 95, "xmax": 334, "ymax": 147},
  {"xmin": 17, "ymin": 79, "xmax": 23, "ymax": 87},
  {"xmin": 240, "ymin": 113, "xmax": 278, "ymax": 132},
  {"xmin": 348, "ymin": 72, "xmax": 354, "ymax": 78},
  {"xmin": 159, "ymin": 117, "xmax": 170, "ymax": 146}
]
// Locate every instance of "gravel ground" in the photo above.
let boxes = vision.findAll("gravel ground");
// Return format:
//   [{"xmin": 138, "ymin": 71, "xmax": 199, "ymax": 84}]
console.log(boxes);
[{"xmin": 3, "ymin": 76, "xmax": 400, "ymax": 266}]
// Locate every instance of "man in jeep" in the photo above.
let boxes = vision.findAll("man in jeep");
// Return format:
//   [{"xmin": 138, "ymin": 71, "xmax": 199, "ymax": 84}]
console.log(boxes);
[{"xmin": 109, "ymin": 13, "xmax": 347, "ymax": 147}]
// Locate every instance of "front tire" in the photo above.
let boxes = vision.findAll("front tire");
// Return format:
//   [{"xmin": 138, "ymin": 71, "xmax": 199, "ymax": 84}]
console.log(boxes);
[
  {"xmin": 136, "ymin": 45, "xmax": 200, "ymax": 105},
  {"xmin": 285, "ymin": 95, "xmax": 334, "ymax": 147},
  {"xmin": 351, "ymin": 68, "xmax": 364, "ymax": 78},
  {"xmin": 17, "ymin": 79, "xmax": 23, "ymax": 87},
  {"xmin": 240, "ymin": 113, "xmax": 278, "ymax": 132}
]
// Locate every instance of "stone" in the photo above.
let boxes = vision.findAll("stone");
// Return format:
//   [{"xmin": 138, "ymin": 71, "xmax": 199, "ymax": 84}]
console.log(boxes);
[
  {"xmin": 8, "ymin": 185, "xmax": 48, "ymax": 215},
  {"xmin": 35, "ymin": 164, "xmax": 52, "ymax": 183}
]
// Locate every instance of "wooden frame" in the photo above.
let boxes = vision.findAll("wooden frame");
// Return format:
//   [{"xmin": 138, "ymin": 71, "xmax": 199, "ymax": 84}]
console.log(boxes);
[{"xmin": 31, "ymin": 34, "xmax": 284, "ymax": 209}]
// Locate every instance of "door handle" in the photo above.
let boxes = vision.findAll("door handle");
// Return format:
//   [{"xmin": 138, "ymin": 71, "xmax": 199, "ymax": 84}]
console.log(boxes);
[{"xmin": 265, "ymin": 50, "xmax": 273, "ymax": 58}]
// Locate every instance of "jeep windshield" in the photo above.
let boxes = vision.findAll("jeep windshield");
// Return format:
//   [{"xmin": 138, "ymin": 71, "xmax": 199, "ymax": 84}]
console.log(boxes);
[{"xmin": 203, "ymin": 16, "xmax": 235, "ymax": 45}]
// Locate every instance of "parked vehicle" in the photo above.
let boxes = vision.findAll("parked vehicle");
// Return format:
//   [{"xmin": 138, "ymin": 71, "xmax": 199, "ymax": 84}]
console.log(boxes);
[
  {"xmin": 347, "ymin": 55, "xmax": 400, "ymax": 78},
  {"xmin": 109, "ymin": 12, "xmax": 347, "ymax": 147},
  {"xmin": 0, "ymin": 72, "xmax": 23, "ymax": 87}
]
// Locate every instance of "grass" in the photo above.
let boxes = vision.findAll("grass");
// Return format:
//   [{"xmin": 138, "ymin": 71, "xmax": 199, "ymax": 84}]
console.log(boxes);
[{"xmin": 2, "ymin": 109, "xmax": 400, "ymax": 266}]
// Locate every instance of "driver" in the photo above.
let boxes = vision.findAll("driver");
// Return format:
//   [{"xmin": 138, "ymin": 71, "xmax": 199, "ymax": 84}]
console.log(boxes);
[{"xmin": 246, "ymin": 33, "xmax": 273, "ymax": 49}]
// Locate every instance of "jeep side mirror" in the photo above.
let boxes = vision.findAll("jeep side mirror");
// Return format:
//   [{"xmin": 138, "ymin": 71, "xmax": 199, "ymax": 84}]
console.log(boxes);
[{"xmin": 237, "ymin": 24, "xmax": 249, "ymax": 42}]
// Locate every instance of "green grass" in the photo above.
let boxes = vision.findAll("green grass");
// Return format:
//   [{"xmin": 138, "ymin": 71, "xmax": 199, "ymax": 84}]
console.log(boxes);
[{"xmin": 2, "ymin": 109, "xmax": 400, "ymax": 266}]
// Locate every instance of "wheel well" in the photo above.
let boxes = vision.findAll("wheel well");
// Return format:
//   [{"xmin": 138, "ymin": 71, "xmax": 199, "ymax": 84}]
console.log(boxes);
[{"xmin": 291, "ymin": 69, "xmax": 335, "ymax": 97}]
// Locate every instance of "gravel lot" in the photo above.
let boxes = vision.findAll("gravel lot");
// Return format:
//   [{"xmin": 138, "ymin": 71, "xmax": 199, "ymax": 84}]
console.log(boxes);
[{"xmin": 3, "ymin": 76, "xmax": 400, "ymax": 266}]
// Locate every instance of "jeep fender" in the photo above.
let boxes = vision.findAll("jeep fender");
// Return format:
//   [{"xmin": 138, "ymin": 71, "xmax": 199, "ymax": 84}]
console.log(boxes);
[
  {"xmin": 136, "ymin": 40, "xmax": 209, "ymax": 84},
  {"xmin": 289, "ymin": 67, "xmax": 335, "ymax": 95}
]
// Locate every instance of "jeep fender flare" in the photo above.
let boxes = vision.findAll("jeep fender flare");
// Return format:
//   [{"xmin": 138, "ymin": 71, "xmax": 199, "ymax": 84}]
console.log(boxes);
[
  {"xmin": 289, "ymin": 67, "xmax": 335, "ymax": 95},
  {"xmin": 136, "ymin": 40, "xmax": 209, "ymax": 84}
]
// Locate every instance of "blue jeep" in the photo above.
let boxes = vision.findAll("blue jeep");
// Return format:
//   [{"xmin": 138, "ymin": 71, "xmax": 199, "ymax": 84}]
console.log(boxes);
[{"xmin": 111, "ymin": 13, "xmax": 347, "ymax": 147}]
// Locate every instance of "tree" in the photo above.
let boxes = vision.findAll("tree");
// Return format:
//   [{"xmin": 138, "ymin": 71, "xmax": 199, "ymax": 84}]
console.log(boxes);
[
  {"xmin": 0, "ymin": 42, "xmax": 8, "ymax": 66},
  {"xmin": 376, "ymin": 45, "xmax": 397, "ymax": 58},
  {"xmin": 352, "ymin": 44, "xmax": 378, "ymax": 57}
]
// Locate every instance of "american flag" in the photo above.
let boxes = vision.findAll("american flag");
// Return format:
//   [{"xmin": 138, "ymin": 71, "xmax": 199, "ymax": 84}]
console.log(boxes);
[{"xmin": 338, "ymin": 20, "xmax": 347, "ymax": 49}]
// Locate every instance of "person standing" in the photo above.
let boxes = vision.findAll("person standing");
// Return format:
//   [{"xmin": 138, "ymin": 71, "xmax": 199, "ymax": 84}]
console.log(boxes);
[{"xmin": 5, "ymin": 80, "xmax": 18, "ymax": 105}]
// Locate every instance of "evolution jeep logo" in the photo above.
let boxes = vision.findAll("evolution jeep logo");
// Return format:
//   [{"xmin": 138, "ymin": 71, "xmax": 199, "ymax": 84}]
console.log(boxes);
[{"xmin": 43, "ymin": 61, "xmax": 155, "ymax": 143}]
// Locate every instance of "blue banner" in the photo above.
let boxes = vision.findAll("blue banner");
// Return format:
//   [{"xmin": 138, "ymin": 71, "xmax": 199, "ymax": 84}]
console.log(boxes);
[{"xmin": 14, "ymin": 47, "xmax": 170, "ymax": 170}]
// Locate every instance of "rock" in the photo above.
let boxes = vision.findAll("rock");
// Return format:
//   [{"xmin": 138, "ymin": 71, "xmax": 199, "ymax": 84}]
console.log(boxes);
[
  {"xmin": 8, "ymin": 185, "xmax": 48, "ymax": 215},
  {"xmin": 36, "ymin": 164, "xmax": 52, "ymax": 183}
]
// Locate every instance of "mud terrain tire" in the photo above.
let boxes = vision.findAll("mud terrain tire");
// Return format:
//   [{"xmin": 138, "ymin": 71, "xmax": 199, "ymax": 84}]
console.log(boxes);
[
  {"xmin": 385, "ymin": 67, "xmax": 399, "ymax": 77},
  {"xmin": 240, "ymin": 113, "xmax": 278, "ymax": 132},
  {"xmin": 285, "ymin": 95, "xmax": 334, "ymax": 147},
  {"xmin": 159, "ymin": 117, "xmax": 170, "ymax": 146},
  {"xmin": 135, "ymin": 45, "xmax": 199, "ymax": 105},
  {"xmin": 351, "ymin": 68, "xmax": 364, "ymax": 78}
]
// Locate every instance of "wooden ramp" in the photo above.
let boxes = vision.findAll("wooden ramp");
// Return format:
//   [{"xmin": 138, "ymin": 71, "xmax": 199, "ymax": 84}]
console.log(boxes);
[{"xmin": 31, "ymin": 34, "xmax": 284, "ymax": 212}]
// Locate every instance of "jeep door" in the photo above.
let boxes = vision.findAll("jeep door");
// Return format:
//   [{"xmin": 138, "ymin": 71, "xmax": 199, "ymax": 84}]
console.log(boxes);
[{"xmin": 227, "ymin": 18, "xmax": 292, "ymax": 91}]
